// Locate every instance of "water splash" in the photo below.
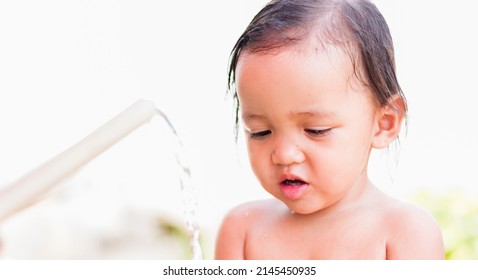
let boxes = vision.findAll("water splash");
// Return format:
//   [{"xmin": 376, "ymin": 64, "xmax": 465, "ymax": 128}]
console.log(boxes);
[{"xmin": 156, "ymin": 109, "xmax": 203, "ymax": 260}]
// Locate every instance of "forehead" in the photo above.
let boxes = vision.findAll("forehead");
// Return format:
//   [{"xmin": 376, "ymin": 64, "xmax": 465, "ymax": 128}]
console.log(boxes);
[
  {"xmin": 235, "ymin": 46, "xmax": 375, "ymax": 119},
  {"xmin": 236, "ymin": 45, "xmax": 365, "ymax": 98}
]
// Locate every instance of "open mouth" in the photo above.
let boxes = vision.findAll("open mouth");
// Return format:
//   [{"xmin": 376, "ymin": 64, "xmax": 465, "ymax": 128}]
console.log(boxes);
[
  {"xmin": 279, "ymin": 177, "xmax": 309, "ymax": 200},
  {"xmin": 281, "ymin": 179, "xmax": 306, "ymax": 186}
]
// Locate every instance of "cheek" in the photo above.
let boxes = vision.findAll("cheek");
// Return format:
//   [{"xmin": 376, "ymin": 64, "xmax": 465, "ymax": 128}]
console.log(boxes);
[
  {"xmin": 247, "ymin": 143, "xmax": 270, "ymax": 177},
  {"xmin": 310, "ymin": 133, "xmax": 371, "ymax": 177}
]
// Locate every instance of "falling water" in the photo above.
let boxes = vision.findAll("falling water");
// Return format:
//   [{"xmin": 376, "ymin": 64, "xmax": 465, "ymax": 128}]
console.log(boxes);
[{"xmin": 156, "ymin": 109, "xmax": 203, "ymax": 260}]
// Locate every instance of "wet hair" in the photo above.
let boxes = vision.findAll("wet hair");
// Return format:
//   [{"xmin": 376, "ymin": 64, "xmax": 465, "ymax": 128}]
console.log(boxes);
[{"xmin": 227, "ymin": 0, "xmax": 407, "ymax": 137}]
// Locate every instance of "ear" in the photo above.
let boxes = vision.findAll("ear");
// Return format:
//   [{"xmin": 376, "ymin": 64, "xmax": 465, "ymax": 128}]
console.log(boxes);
[{"xmin": 372, "ymin": 95, "xmax": 406, "ymax": 149}]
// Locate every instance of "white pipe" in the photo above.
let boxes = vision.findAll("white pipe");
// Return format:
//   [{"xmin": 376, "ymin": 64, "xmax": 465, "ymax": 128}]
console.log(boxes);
[{"xmin": 0, "ymin": 99, "xmax": 157, "ymax": 222}]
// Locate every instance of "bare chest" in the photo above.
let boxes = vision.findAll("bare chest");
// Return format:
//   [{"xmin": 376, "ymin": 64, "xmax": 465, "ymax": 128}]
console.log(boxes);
[{"xmin": 244, "ymin": 214, "xmax": 387, "ymax": 259}]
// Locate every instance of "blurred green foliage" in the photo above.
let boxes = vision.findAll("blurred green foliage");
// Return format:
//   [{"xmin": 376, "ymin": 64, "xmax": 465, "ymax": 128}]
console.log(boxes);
[
  {"xmin": 156, "ymin": 215, "xmax": 194, "ymax": 259},
  {"xmin": 412, "ymin": 189, "xmax": 478, "ymax": 259}
]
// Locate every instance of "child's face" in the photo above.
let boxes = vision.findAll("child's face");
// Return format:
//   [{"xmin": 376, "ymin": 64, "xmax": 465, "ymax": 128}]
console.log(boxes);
[{"xmin": 236, "ymin": 46, "xmax": 381, "ymax": 215}]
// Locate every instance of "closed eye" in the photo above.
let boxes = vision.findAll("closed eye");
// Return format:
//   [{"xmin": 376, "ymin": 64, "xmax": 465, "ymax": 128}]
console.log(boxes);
[
  {"xmin": 305, "ymin": 128, "xmax": 331, "ymax": 137},
  {"xmin": 249, "ymin": 130, "xmax": 271, "ymax": 139}
]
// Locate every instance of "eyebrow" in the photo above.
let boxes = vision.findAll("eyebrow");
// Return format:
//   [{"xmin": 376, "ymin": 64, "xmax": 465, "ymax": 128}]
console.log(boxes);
[
  {"xmin": 291, "ymin": 110, "xmax": 337, "ymax": 119},
  {"xmin": 242, "ymin": 113, "xmax": 266, "ymax": 120},
  {"xmin": 242, "ymin": 110, "xmax": 337, "ymax": 120}
]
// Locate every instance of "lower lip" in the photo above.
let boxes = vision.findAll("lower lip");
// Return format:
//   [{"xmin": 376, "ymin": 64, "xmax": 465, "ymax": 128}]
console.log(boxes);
[{"xmin": 279, "ymin": 184, "xmax": 308, "ymax": 200}]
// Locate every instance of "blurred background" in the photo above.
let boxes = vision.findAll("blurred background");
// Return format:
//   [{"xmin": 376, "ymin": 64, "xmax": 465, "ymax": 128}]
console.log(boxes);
[{"xmin": 0, "ymin": 0, "xmax": 476, "ymax": 259}]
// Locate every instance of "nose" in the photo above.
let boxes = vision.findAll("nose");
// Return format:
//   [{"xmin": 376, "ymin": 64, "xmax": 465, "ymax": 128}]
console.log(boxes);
[{"xmin": 271, "ymin": 137, "xmax": 305, "ymax": 166}]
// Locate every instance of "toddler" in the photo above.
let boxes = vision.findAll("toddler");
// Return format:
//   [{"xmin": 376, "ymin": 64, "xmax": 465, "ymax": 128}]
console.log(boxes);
[{"xmin": 216, "ymin": 0, "xmax": 444, "ymax": 259}]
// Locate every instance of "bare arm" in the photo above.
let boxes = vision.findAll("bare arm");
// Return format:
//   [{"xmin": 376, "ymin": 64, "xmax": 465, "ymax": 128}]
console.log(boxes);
[
  {"xmin": 215, "ymin": 207, "xmax": 248, "ymax": 260},
  {"xmin": 386, "ymin": 205, "xmax": 445, "ymax": 260}
]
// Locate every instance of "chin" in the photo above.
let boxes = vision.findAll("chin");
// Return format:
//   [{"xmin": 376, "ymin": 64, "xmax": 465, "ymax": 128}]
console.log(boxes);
[{"xmin": 283, "ymin": 201, "xmax": 322, "ymax": 215}]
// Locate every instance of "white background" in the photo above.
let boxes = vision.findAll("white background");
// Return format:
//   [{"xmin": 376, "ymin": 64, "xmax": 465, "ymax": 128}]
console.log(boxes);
[{"xmin": 0, "ymin": 0, "xmax": 477, "ymax": 258}]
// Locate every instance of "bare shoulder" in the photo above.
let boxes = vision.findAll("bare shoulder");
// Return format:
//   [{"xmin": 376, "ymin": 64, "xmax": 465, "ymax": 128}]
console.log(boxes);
[
  {"xmin": 381, "ymin": 197, "xmax": 445, "ymax": 259},
  {"xmin": 215, "ymin": 199, "xmax": 280, "ymax": 259},
  {"xmin": 219, "ymin": 199, "xmax": 281, "ymax": 229}
]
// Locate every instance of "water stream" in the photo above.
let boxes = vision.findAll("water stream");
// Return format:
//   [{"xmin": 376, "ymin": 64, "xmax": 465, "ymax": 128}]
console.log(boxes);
[{"xmin": 156, "ymin": 109, "xmax": 203, "ymax": 260}]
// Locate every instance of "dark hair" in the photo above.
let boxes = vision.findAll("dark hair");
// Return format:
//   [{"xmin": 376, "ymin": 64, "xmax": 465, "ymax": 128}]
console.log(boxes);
[{"xmin": 228, "ymin": 0, "xmax": 407, "ymax": 137}]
